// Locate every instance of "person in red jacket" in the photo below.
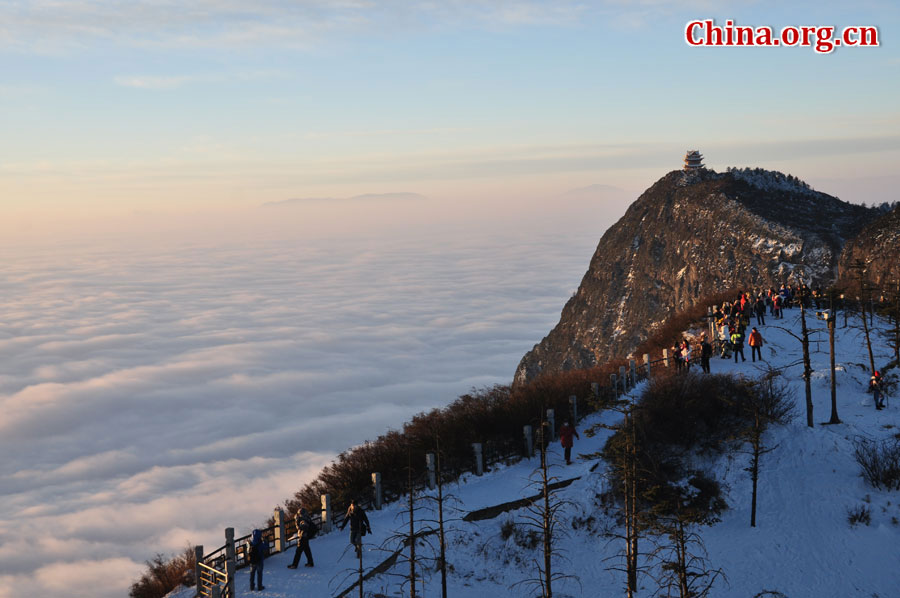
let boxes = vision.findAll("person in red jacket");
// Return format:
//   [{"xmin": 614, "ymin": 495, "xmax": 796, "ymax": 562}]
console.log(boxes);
[
  {"xmin": 748, "ymin": 327, "xmax": 765, "ymax": 362},
  {"xmin": 559, "ymin": 421, "xmax": 580, "ymax": 465}
]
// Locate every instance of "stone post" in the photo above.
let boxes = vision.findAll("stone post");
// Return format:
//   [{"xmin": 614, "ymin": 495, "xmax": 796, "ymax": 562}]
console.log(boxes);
[
  {"xmin": 372, "ymin": 473, "xmax": 383, "ymax": 510},
  {"xmin": 663, "ymin": 348, "xmax": 669, "ymax": 368},
  {"xmin": 644, "ymin": 353, "xmax": 650, "ymax": 378},
  {"xmin": 225, "ymin": 561, "xmax": 235, "ymax": 598},
  {"xmin": 211, "ymin": 584, "xmax": 221, "ymax": 598},
  {"xmin": 273, "ymin": 508, "xmax": 285, "ymax": 553},
  {"xmin": 546, "ymin": 409, "xmax": 556, "ymax": 441},
  {"xmin": 619, "ymin": 365, "xmax": 627, "ymax": 392},
  {"xmin": 591, "ymin": 382, "xmax": 599, "ymax": 398},
  {"xmin": 708, "ymin": 306, "xmax": 716, "ymax": 339},
  {"xmin": 630, "ymin": 359, "xmax": 637, "ymax": 386},
  {"xmin": 569, "ymin": 395, "xmax": 578, "ymax": 423},
  {"xmin": 321, "ymin": 494, "xmax": 332, "ymax": 533},
  {"xmin": 224, "ymin": 527, "xmax": 235, "ymax": 563},
  {"xmin": 193, "ymin": 545, "xmax": 203, "ymax": 597},
  {"xmin": 611, "ymin": 373, "xmax": 617, "ymax": 397},
  {"xmin": 426, "ymin": 453, "xmax": 436, "ymax": 490},
  {"xmin": 472, "ymin": 443, "xmax": 483, "ymax": 476},
  {"xmin": 523, "ymin": 425, "xmax": 534, "ymax": 458}
]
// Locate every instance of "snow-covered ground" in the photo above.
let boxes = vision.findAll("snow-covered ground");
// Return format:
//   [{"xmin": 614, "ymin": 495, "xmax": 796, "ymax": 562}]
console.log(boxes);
[{"xmin": 170, "ymin": 307, "xmax": 900, "ymax": 598}]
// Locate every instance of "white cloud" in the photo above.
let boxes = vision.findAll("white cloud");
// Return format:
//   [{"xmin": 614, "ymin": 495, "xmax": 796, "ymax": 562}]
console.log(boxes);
[{"xmin": 0, "ymin": 216, "xmax": 609, "ymax": 598}]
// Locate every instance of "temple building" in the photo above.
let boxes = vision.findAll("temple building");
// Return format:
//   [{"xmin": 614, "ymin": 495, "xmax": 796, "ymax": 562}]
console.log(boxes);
[{"xmin": 683, "ymin": 150, "xmax": 704, "ymax": 170}]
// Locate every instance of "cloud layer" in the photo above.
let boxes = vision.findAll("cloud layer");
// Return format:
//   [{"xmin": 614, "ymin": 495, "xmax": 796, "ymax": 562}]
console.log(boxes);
[{"xmin": 0, "ymin": 215, "xmax": 607, "ymax": 598}]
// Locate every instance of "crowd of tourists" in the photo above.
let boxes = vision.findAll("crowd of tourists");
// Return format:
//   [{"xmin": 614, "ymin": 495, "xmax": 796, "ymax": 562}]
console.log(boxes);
[{"xmin": 670, "ymin": 283, "xmax": 823, "ymax": 373}]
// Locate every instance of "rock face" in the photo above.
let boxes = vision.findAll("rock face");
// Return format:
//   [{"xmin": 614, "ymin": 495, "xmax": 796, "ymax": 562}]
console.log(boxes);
[
  {"xmin": 837, "ymin": 204, "xmax": 900, "ymax": 289},
  {"xmin": 514, "ymin": 168, "xmax": 875, "ymax": 385}
]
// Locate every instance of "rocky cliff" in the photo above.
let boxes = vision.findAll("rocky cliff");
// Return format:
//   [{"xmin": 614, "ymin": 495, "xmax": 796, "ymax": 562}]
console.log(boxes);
[
  {"xmin": 837, "ymin": 204, "xmax": 900, "ymax": 289},
  {"xmin": 515, "ymin": 168, "xmax": 876, "ymax": 384}
]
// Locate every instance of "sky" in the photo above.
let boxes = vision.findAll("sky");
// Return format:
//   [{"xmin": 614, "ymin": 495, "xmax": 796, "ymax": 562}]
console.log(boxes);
[{"xmin": 0, "ymin": 1, "xmax": 898, "ymax": 597}]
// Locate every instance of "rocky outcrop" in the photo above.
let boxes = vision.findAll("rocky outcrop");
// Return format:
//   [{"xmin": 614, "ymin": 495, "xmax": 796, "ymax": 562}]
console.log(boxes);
[
  {"xmin": 837, "ymin": 204, "xmax": 900, "ymax": 289},
  {"xmin": 515, "ymin": 168, "xmax": 875, "ymax": 385}
]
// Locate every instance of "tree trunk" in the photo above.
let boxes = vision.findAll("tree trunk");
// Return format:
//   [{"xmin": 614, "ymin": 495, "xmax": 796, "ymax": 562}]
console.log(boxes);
[
  {"xmin": 408, "ymin": 454, "xmax": 417, "ymax": 598},
  {"xmin": 828, "ymin": 315, "xmax": 841, "ymax": 425},
  {"xmin": 800, "ymin": 304, "xmax": 814, "ymax": 428},
  {"xmin": 541, "ymin": 425, "xmax": 553, "ymax": 598},
  {"xmin": 750, "ymin": 411, "xmax": 760, "ymax": 528},
  {"xmin": 436, "ymin": 443, "xmax": 447, "ymax": 598}
]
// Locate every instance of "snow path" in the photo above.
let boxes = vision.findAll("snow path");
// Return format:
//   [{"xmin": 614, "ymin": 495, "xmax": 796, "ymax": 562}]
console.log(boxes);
[{"xmin": 169, "ymin": 308, "xmax": 900, "ymax": 598}]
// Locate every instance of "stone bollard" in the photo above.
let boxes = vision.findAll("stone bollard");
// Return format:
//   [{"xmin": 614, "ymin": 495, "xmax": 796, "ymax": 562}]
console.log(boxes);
[
  {"xmin": 663, "ymin": 348, "xmax": 669, "ymax": 368},
  {"xmin": 569, "ymin": 395, "xmax": 578, "ymax": 423},
  {"xmin": 225, "ymin": 561, "xmax": 235, "ymax": 598},
  {"xmin": 591, "ymin": 382, "xmax": 599, "ymax": 398},
  {"xmin": 426, "ymin": 453, "xmax": 436, "ymax": 490},
  {"xmin": 611, "ymin": 373, "xmax": 617, "ymax": 397},
  {"xmin": 523, "ymin": 425, "xmax": 534, "ymax": 458},
  {"xmin": 193, "ymin": 545, "xmax": 203, "ymax": 597},
  {"xmin": 372, "ymin": 473, "xmax": 383, "ymax": 510},
  {"xmin": 619, "ymin": 366, "xmax": 627, "ymax": 393},
  {"xmin": 321, "ymin": 494, "xmax": 332, "ymax": 533},
  {"xmin": 630, "ymin": 359, "xmax": 637, "ymax": 386},
  {"xmin": 546, "ymin": 409, "xmax": 556, "ymax": 441},
  {"xmin": 472, "ymin": 443, "xmax": 484, "ymax": 476},
  {"xmin": 211, "ymin": 584, "xmax": 221, "ymax": 598},
  {"xmin": 644, "ymin": 353, "xmax": 651, "ymax": 378},
  {"xmin": 224, "ymin": 527, "xmax": 235, "ymax": 564},
  {"xmin": 273, "ymin": 508, "xmax": 285, "ymax": 553}
]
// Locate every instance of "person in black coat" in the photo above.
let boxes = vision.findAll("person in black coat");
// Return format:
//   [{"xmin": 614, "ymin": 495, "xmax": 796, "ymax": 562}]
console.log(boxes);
[
  {"xmin": 340, "ymin": 499, "xmax": 371, "ymax": 557},
  {"xmin": 700, "ymin": 334, "xmax": 712, "ymax": 374},
  {"xmin": 287, "ymin": 508, "xmax": 315, "ymax": 568}
]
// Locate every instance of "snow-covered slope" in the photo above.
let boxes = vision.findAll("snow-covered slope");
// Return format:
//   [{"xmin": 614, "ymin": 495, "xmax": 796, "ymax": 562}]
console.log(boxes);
[{"xmin": 170, "ymin": 307, "xmax": 900, "ymax": 598}]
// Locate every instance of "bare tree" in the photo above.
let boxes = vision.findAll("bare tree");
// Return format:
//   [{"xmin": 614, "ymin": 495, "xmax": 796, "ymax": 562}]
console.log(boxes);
[
  {"xmin": 512, "ymin": 419, "xmax": 578, "ymax": 598},
  {"xmin": 848, "ymin": 260, "xmax": 878, "ymax": 375},
  {"xmin": 736, "ymin": 373, "xmax": 795, "ymax": 527},
  {"xmin": 645, "ymin": 485, "xmax": 725, "ymax": 598},
  {"xmin": 770, "ymin": 303, "xmax": 818, "ymax": 428}
]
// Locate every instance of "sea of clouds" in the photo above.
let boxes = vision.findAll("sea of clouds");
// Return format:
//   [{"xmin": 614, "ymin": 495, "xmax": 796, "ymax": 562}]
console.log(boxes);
[{"xmin": 0, "ymin": 193, "xmax": 626, "ymax": 598}]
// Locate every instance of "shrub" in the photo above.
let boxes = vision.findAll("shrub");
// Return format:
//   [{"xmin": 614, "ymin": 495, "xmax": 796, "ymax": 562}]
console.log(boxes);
[
  {"xmin": 854, "ymin": 438, "xmax": 900, "ymax": 491},
  {"xmin": 847, "ymin": 505, "xmax": 872, "ymax": 527},
  {"xmin": 601, "ymin": 371, "xmax": 792, "ymax": 520},
  {"xmin": 129, "ymin": 546, "xmax": 195, "ymax": 598}
]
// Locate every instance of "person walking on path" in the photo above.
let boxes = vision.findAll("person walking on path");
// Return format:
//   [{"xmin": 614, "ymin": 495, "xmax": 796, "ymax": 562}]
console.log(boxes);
[
  {"xmin": 731, "ymin": 327, "xmax": 746, "ymax": 363},
  {"xmin": 748, "ymin": 327, "xmax": 765, "ymax": 362},
  {"xmin": 559, "ymin": 420, "xmax": 580, "ymax": 465},
  {"xmin": 681, "ymin": 339, "xmax": 692, "ymax": 371},
  {"xmin": 700, "ymin": 334, "xmax": 712, "ymax": 373},
  {"xmin": 340, "ymin": 499, "xmax": 371, "ymax": 558},
  {"xmin": 870, "ymin": 371, "xmax": 886, "ymax": 410},
  {"xmin": 248, "ymin": 528, "xmax": 266, "ymax": 592},
  {"xmin": 287, "ymin": 508, "xmax": 315, "ymax": 568},
  {"xmin": 754, "ymin": 295, "xmax": 766, "ymax": 326}
]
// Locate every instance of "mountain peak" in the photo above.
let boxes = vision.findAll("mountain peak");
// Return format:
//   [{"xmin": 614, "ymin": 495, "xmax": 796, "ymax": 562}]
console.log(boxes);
[{"xmin": 514, "ymin": 167, "xmax": 879, "ymax": 385}]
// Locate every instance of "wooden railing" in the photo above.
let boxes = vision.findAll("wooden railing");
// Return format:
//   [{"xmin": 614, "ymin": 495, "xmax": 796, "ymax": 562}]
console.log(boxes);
[{"xmin": 197, "ymin": 561, "xmax": 229, "ymax": 598}]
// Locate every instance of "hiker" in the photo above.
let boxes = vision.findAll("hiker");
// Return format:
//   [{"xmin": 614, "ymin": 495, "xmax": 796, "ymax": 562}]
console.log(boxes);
[
  {"xmin": 754, "ymin": 295, "xmax": 766, "ymax": 326},
  {"xmin": 870, "ymin": 371, "xmax": 885, "ymax": 410},
  {"xmin": 340, "ymin": 499, "xmax": 371, "ymax": 558},
  {"xmin": 700, "ymin": 334, "xmax": 712, "ymax": 374},
  {"xmin": 681, "ymin": 339, "xmax": 692, "ymax": 371},
  {"xmin": 748, "ymin": 327, "xmax": 765, "ymax": 362},
  {"xmin": 247, "ymin": 529, "xmax": 266, "ymax": 592},
  {"xmin": 773, "ymin": 293, "xmax": 782, "ymax": 320},
  {"xmin": 287, "ymin": 508, "xmax": 315, "ymax": 568},
  {"xmin": 731, "ymin": 327, "xmax": 746, "ymax": 363},
  {"xmin": 559, "ymin": 420, "xmax": 580, "ymax": 465},
  {"xmin": 672, "ymin": 343, "xmax": 683, "ymax": 370}
]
